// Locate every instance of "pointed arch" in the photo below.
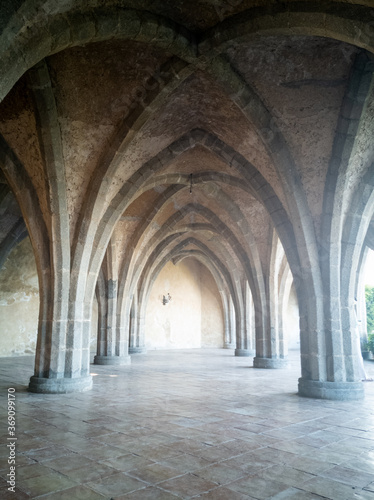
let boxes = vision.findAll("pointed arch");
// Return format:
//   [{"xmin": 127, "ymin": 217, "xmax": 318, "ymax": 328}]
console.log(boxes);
[{"xmin": 200, "ymin": 2, "xmax": 374, "ymax": 55}]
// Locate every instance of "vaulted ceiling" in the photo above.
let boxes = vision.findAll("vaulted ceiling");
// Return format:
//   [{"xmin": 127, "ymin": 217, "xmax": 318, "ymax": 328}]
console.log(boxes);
[{"xmin": 0, "ymin": 1, "xmax": 373, "ymax": 304}]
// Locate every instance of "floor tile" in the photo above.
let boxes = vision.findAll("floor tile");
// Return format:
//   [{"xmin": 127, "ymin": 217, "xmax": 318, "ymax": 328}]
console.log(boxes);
[
  {"xmin": 352, "ymin": 490, "xmax": 374, "ymax": 500},
  {"xmin": 127, "ymin": 463, "xmax": 181, "ymax": 484},
  {"xmin": 80, "ymin": 444, "xmax": 126, "ymax": 461},
  {"xmin": 11, "ymin": 463, "xmax": 51, "ymax": 481},
  {"xmin": 255, "ymin": 464, "xmax": 316, "ymax": 487},
  {"xmin": 17, "ymin": 469, "xmax": 78, "ymax": 497},
  {"xmin": 0, "ymin": 349, "xmax": 373, "ymax": 499},
  {"xmin": 114, "ymin": 486, "xmax": 181, "ymax": 499},
  {"xmin": 101, "ymin": 453, "xmax": 155, "ymax": 472},
  {"xmin": 0, "ymin": 484, "xmax": 30, "ymax": 500},
  {"xmin": 24, "ymin": 445, "xmax": 73, "ymax": 462},
  {"xmin": 226, "ymin": 475, "xmax": 290, "ymax": 499},
  {"xmin": 193, "ymin": 462, "xmax": 247, "ymax": 485},
  {"xmin": 197, "ymin": 485, "xmax": 255, "ymax": 499},
  {"xmin": 34, "ymin": 484, "xmax": 107, "ymax": 499},
  {"xmin": 46, "ymin": 454, "xmax": 118, "ymax": 482},
  {"xmin": 87, "ymin": 471, "xmax": 147, "ymax": 496},
  {"xmin": 319, "ymin": 465, "xmax": 374, "ymax": 488},
  {"xmin": 159, "ymin": 473, "xmax": 217, "ymax": 497},
  {"xmin": 269, "ymin": 487, "xmax": 330, "ymax": 499},
  {"xmin": 301, "ymin": 476, "xmax": 366, "ymax": 499},
  {"xmin": 160, "ymin": 453, "xmax": 212, "ymax": 472}
]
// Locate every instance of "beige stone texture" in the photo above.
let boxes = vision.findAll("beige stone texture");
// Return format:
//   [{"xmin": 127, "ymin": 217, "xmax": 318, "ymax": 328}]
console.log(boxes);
[{"xmin": 226, "ymin": 37, "xmax": 358, "ymax": 236}]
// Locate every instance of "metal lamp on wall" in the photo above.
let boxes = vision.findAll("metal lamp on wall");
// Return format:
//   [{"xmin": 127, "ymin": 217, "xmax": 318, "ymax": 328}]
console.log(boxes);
[{"xmin": 162, "ymin": 292, "xmax": 172, "ymax": 305}]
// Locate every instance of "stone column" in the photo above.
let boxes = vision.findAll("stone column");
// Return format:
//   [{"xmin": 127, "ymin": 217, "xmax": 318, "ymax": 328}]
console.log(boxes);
[
  {"xmin": 235, "ymin": 281, "xmax": 255, "ymax": 357},
  {"xmin": 26, "ymin": 61, "xmax": 92, "ymax": 393},
  {"xmin": 226, "ymin": 294, "xmax": 236, "ymax": 349},
  {"xmin": 253, "ymin": 235, "xmax": 288, "ymax": 369},
  {"xmin": 94, "ymin": 241, "xmax": 130, "ymax": 366},
  {"xmin": 222, "ymin": 292, "xmax": 234, "ymax": 349},
  {"xmin": 94, "ymin": 277, "xmax": 131, "ymax": 365},
  {"xmin": 129, "ymin": 291, "xmax": 147, "ymax": 354},
  {"xmin": 298, "ymin": 52, "xmax": 372, "ymax": 401},
  {"xmin": 28, "ymin": 254, "xmax": 93, "ymax": 393}
]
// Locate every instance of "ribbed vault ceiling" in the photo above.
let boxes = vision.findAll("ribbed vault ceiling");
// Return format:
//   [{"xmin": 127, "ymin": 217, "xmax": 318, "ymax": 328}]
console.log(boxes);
[{"xmin": 0, "ymin": 0, "xmax": 373, "ymax": 307}]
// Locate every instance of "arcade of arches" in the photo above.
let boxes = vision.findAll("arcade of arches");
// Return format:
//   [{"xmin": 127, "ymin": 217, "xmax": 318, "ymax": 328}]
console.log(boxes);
[{"xmin": 0, "ymin": 0, "xmax": 374, "ymax": 401}]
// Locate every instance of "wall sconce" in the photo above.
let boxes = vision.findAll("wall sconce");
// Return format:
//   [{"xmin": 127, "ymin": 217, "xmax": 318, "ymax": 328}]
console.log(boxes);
[{"xmin": 162, "ymin": 293, "xmax": 172, "ymax": 305}]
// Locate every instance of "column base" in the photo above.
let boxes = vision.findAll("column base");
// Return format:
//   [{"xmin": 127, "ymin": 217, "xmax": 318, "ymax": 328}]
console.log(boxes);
[
  {"xmin": 223, "ymin": 343, "xmax": 235, "ymax": 349},
  {"xmin": 129, "ymin": 347, "xmax": 147, "ymax": 354},
  {"xmin": 235, "ymin": 348, "xmax": 255, "ymax": 357},
  {"xmin": 94, "ymin": 355, "xmax": 131, "ymax": 365},
  {"xmin": 253, "ymin": 356, "xmax": 288, "ymax": 369},
  {"xmin": 298, "ymin": 378, "xmax": 364, "ymax": 400},
  {"xmin": 28, "ymin": 375, "xmax": 92, "ymax": 394}
]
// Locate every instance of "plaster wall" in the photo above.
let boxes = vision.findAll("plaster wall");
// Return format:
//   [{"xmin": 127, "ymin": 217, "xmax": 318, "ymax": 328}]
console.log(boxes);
[
  {"xmin": 0, "ymin": 238, "xmax": 38, "ymax": 356},
  {"xmin": 145, "ymin": 258, "xmax": 224, "ymax": 349}
]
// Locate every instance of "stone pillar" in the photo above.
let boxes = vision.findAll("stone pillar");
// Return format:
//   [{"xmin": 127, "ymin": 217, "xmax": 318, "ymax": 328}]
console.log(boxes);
[
  {"xmin": 25, "ymin": 61, "xmax": 93, "ymax": 394},
  {"xmin": 94, "ymin": 278, "xmax": 131, "ymax": 365},
  {"xmin": 253, "ymin": 325, "xmax": 288, "ymax": 367},
  {"xmin": 96, "ymin": 275, "xmax": 107, "ymax": 360},
  {"xmin": 253, "ymin": 235, "xmax": 288, "ymax": 369},
  {"xmin": 235, "ymin": 281, "xmax": 255, "ymax": 357},
  {"xmin": 94, "ymin": 242, "xmax": 130, "ymax": 366},
  {"xmin": 222, "ymin": 292, "xmax": 234, "ymax": 349},
  {"xmin": 29, "ymin": 269, "xmax": 93, "ymax": 394},
  {"xmin": 298, "ymin": 53, "xmax": 372, "ymax": 401},
  {"xmin": 226, "ymin": 294, "xmax": 236, "ymax": 349},
  {"xmin": 253, "ymin": 292, "xmax": 289, "ymax": 368},
  {"xmin": 297, "ymin": 269, "xmax": 364, "ymax": 401},
  {"xmin": 129, "ymin": 292, "xmax": 147, "ymax": 354}
]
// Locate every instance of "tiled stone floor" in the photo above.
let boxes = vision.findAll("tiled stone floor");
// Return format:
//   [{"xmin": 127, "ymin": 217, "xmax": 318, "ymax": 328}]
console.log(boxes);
[{"xmin": 1, "ymin": 349, "xmax": 374, "ymax": 499}]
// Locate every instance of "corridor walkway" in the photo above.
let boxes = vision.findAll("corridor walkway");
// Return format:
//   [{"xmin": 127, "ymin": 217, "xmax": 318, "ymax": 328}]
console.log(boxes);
[{"xmin": 1, "ymin": 349, "xmax": 374, "ymax": 499}]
